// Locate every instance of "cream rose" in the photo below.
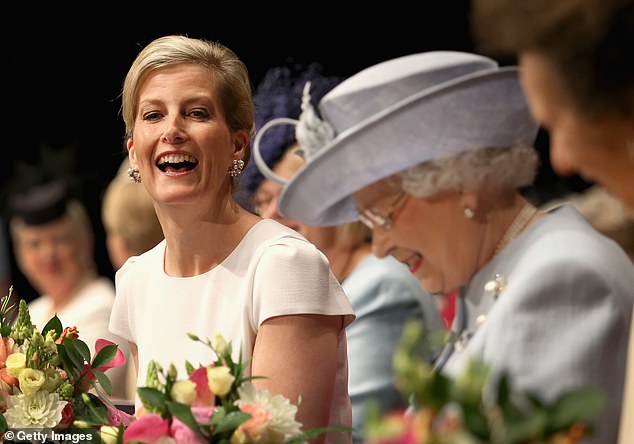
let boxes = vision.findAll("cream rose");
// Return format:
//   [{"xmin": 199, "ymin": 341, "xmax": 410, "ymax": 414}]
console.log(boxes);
[
  {"xmin": 170, "ymin": 379, "xmax": 197, "ymax": 405},
  {"xmin": 5, "ymin": 353, "xmax": 26, "ymax": 378},
  {"xmin": 207, "ymin": 366, "xmax": 235, "ymax": 397},
  {"xmin": 18, "ymin": 368, "xmax": 46, "ymax": 395}
]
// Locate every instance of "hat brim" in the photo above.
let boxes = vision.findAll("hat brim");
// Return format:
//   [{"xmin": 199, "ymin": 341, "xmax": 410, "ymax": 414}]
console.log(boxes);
[{"xmin": 278, "ymin": 67, "xmax": 539, "ymax": 226}]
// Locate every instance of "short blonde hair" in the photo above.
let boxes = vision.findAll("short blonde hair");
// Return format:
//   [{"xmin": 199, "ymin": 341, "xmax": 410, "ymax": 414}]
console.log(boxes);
[
  {"xmin": 121, "ymin": 35, "xmax": 255, "ymax": 163},
  {"xmin": 102, "ymin": 175, "xmax": 164, "ymax": 256},
  {"xmin": 399, "ymin": 144, "xmax": 539, "ymax": 197},
  {"xmin": 335, "ymin": 222, "xmax": 372, "ymax": 249}
]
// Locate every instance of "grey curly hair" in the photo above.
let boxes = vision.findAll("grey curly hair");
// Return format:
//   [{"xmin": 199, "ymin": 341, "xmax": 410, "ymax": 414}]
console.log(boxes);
[{"xmin": 399, "ymin": 144, "xmax": 539, "ymax": 198}]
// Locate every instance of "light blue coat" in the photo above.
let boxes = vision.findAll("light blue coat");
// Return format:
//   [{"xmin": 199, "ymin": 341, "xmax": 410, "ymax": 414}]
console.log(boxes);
[
  {"xmin": 344, "ymin": 254, "xmax": 443, "ymax": 443},
  {"xmin": 439, "ymin": 204, "xmax": 634, "ymax": 444}
]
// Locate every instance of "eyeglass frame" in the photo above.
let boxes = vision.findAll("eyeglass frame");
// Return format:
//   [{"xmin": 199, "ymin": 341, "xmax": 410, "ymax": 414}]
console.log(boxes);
[{"xmin": 357, "ymin": 190, "xmax": 408, "ymax": 230}]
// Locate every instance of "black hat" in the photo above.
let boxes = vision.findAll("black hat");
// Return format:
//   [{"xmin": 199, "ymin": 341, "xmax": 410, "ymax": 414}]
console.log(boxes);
[
  {"xmin": 3, "ymin": 145, "xmax": 79, "ymax": 226},
  {"xmin": 8, "ymin": 178, "xmax": 71, "ymax": 225}
]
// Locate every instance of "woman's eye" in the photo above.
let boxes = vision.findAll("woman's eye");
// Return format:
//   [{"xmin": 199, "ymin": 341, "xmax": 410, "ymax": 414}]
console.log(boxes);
[
  {"xmin": 142, "ymin": 111, "xmax": 162, "ymax": 121},
  {"xmin": 189, "ymin": 108, "xmax": 209, "ymax": 118}
]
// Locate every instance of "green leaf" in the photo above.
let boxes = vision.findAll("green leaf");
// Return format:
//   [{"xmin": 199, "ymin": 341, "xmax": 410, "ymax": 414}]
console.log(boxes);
[
  {"xmin": 545, "ymin": 387, "xmax": 605, "ymax": 432},
  {"xmin": 167, "ymin": 401, "xmax": 207, "ymax": 440},
  {"xmin": 287, "ymin": 425, "xmax": 353, "ymax": 444},
  {"xmin": 504, "ymin": 408, "xmax": 548, "ymax": 443},
  {"xmin": 73, "ymin": 392, "xmax": 110, "ymax": 425},
  {"xmin": 41, "ymin": 315, "xmax": 63, "ymax": 338},
  {"xmin": 137, "ymin": 387, "xmax": 167, "ymax": 412},
  {"xmin": 63, "ymin": 337, "xmax": 92, "ymax": 370},
  {"xmin": 212, "ymin": 410, "xmax": 251, "ymax": 434},
  {"xmin": 92, "ymin": 368, "xmax": 113, "ymax": 396},
  {"xmin": 462, "ymin": 403, "xmax": 490, "ymax": 438},
  {"xmin": 0, "ymin": 412, "xmax": 7, "ymax": 434},
  {"xmin": 92, "ymin": 344, "xmax": 118, "ymax": 369}
]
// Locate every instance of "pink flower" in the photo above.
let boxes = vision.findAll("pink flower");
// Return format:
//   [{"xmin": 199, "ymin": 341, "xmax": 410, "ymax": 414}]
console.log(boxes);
[
  {"xmin": 364, "ymin": 409, "xmax": 425, "ymax": 444},
  {"xmin": 93, "ymin": 339, "xmax": 126, "ymax": 372},
  {"xmin": 236, "ymin": 403, "xmax": 272, "ymax": 441},
  {"xmin": 58, "ymin": 402, "xmax": 75, "ymax": 428},
  {"xmin": 77, "ymin": 339, "xmax": 127, "ymax": 393},
  {"xmin": 170, "ymin": 419, "xmax": 205, "ymax": 444},
  {"xmin": 106, "ymin": 402, "xmax": 135, "ymax": 427},
  {"xmin": 191, "ymin": 406, "xmax": 215, "ymax": 424},
  {"xmin": 123, "ymin": 413, "xmax": 171, "ymax": 443},
  {"xmin": 0, "ymin": 337, "xmax": 18, "ymax": 389},
  {"xmin": 189, "ymin": 367, "xmax": 215, "ymax": 406},
  {"xmin": 169, "ymin": 404, "xmax": 215, "ymax": 443}
]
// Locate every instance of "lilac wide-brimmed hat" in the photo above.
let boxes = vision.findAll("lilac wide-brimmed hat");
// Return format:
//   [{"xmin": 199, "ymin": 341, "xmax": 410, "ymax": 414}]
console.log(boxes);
[{"xmin": 253, "ymin": 51, "xmax": 539, "ymax": 227}]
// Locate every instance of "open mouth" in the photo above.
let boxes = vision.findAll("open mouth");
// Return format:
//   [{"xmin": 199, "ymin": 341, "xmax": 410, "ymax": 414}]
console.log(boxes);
[
  {"xmin": 157, "ymin": 154, "xmax": 199, "ymax": 173},
  {"xmin": 406, "ymin": 253, "xmax": 423, "ymax": 273}
]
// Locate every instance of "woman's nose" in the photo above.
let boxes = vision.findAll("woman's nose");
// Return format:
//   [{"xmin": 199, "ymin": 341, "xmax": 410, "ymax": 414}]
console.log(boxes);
[
  {"xmin": 548, "ymin": 131, "xmax": 579, "ymax": 176},
  {"xmin": 161, "ymin": 116, "xmax": 187, "ymax": 144},
  {"xmin": 370, "ymin": 228, "xmax": 391, "ymax": 258}
]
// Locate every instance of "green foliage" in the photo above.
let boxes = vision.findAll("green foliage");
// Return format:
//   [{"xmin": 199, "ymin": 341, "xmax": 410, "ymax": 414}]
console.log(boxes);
[
  {"xmin": 367, "ymin": 319, "xmax": 606, "ymax": 444},
  {"xmin": 0, "ymin": 290, "xmax": 126, "ymax": 435},
  {"xmin": 11, "ymin": 299, "xmax": 37, "ymax": 345},
  {"xmin": 41, "ymin": 314, "xmax": 63, "ymax": 338},
  {"xmin": 0, "ymin": 287, "xmax": 17, "ymax": 337},
  {"xmin": 92, "ymin": 344, "xmax": 118, "ymax": 369},
  {"xmin": 73, "ymin": 392, "xmax": 111, "ymax": 426}
]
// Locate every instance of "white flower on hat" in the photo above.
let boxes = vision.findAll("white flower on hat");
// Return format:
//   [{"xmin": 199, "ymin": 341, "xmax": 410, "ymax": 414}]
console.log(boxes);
[
  {"xmin": 253, "ymin": 81, "xmax": 336, "ymax": 186},
  {"xmin": 295, "ymin": 81, "xmax": 335, "ymax": 161}
]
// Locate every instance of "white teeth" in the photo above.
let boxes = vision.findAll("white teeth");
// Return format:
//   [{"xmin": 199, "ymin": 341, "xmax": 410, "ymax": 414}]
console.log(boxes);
[{"xmin": 157, "ymin": 154, "xmax": 197, "ymax": 165}]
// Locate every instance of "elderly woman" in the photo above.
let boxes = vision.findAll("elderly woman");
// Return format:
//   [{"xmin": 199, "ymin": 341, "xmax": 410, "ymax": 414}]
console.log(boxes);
[
  {"xmin": 245, "ymin": 64, "xmax": 444, "ymax": 442},
  {"xmin": 257, "ymin": 51, "xmax": 634, "ymax": 443}
]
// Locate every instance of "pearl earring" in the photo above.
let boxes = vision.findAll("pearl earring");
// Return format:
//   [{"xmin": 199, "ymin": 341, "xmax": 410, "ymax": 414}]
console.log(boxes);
[{"xmin": 464, "ymin": 207, "xmax": 475, "ymax": 219}]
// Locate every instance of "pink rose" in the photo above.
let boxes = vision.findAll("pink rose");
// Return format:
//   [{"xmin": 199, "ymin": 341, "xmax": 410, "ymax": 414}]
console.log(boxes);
[
  {"xmin": 237, "ymin": 403, "xmax": 272, "ymax": 441},
  {"xmin": 169, "ymin": 406, "xmax": 214, "ymax": 444},
  {"xmin": 189, "ymin": 367, "xmax": 215, "ymax": 406},
  {"xmin": 0, "ymin": 338, "xmax": 18, "ymax": 388},
  {"xmin": 170, "ymin": 418, "xmax": 206, "ymax": 444},
  {"xmin": 191, "ymin": 406, "xmax": 215, "ymax": 424},
  {"xmin": 123, "ymin": 413, "xmax": 171, "ymax": 443}
]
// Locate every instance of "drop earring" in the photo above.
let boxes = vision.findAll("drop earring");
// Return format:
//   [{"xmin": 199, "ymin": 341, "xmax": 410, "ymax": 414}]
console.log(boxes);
[
  {"xmin": 228, "ymin": 159, "xmax": 245, "ymax": 177},
  {"xmin": 127, "ymin": 167, "xmax": 142, "ymax": 183}
]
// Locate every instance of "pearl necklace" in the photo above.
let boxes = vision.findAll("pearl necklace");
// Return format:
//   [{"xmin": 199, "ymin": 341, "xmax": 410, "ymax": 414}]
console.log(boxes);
[{"xmin": 494, "ymin": 202, "xmax": 538, "ymax": 256}]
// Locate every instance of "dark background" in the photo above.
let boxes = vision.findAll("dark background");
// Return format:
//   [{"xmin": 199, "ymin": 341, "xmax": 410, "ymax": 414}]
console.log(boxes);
[{"xmin": 3, "ymin": 6, "xmax": 588, "ymax": 302}]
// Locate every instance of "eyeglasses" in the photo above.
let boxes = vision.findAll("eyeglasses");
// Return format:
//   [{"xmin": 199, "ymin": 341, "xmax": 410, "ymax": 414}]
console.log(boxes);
[{"xmin": 357, "ymin": 191, "xmax": 408, "ymax": 230}]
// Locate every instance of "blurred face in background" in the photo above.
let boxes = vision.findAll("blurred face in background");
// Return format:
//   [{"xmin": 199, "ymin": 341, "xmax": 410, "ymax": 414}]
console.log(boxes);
[
  {"xmin": 519, "ymin": 51, "xmax": 634, "ymax": 210},
  {"xmin": 14, "ymin": 216, "xmax": 87, "ymax": 301},
  {"xmin": 253, "ymin": 145, "xmax": 324, "ymax": 241}
]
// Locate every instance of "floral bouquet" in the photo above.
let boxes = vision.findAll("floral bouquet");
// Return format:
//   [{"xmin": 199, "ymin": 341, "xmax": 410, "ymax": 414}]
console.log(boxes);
[
  {"xmin": 0, "ymin": 287, "xmax": 132, "ymax": 442},
  {"xmin": 362, "ymin": 321, "xmax": 605, "ymax": 444},
  {"xmin": 102, "ymin": 332, "xmax": 347, "ymax": 444}
]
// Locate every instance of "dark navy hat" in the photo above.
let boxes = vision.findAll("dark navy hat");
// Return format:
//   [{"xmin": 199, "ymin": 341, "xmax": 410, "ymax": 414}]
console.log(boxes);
[{"xmin": 238, "ymin": 63, "xmax": 343, "ymax": 210}]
